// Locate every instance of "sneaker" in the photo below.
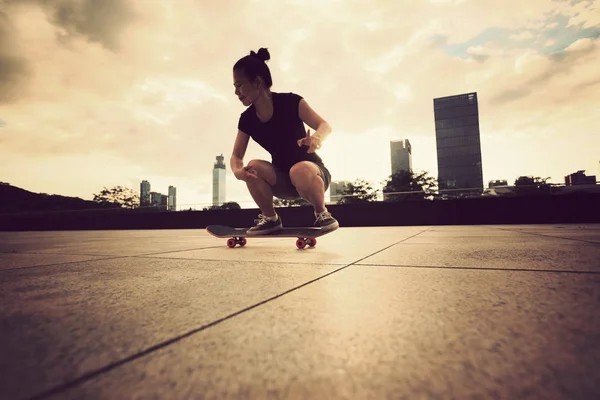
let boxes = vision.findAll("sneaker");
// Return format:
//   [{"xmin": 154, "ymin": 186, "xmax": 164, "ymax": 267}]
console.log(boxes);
[
  {"xmin": 314, "ymin": 210, "xmax": 339, "ymax": 231},
  {"xmin": 247, "ymin": 213, "xmax": 283, "ymax": 236}
]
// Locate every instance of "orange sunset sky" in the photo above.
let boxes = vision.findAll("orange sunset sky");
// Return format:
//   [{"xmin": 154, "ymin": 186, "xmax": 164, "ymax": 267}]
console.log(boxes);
[{"xmin": 1, "ymin": 0, "xmax": 599, "ymax": 209}]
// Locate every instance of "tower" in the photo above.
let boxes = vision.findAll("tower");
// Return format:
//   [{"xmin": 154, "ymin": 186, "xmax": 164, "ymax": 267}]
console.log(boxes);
[
  {"xmin": 168, "ymin": 186, "xmax": 177, "ymax": 211},
  {"xmin": 140, "ymin": 180, "xmax": 151, "ymax": 207},
  {"xmin": 390, "ymin": 139, "xmax": 412, "ymax": 176},
  {"xmin": 433, "ymin": 92, "xmax": 483, "ymax": 194},
  {"xmin": 212, "ymin": 154, "xmax": 226, "ymax": 206}
]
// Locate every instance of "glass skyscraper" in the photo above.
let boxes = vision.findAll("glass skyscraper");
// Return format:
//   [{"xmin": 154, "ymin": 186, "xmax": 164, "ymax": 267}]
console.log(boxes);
[{"xmin": 434, "ymin": 92, "xmax": 483, "ymax": 194}]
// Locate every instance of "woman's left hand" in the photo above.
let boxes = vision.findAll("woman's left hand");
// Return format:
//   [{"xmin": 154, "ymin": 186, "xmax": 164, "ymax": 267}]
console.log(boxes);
[{"xmin": 297, "ymin": 129, "xmax": 322, "ymax": 153}]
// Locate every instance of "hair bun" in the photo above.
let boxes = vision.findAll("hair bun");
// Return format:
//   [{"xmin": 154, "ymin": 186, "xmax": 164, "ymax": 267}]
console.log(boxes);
[{"xmin": 250, "ymin": 47, "xmax": 270, "ymax": 62}]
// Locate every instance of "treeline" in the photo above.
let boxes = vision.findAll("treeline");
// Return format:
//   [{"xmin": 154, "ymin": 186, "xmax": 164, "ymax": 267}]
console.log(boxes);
[{"xmin": 0, "ymin": 183, "xmax": 103, "ymax": 213}]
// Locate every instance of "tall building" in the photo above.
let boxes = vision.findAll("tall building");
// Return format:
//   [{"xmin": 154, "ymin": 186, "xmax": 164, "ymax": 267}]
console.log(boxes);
[
  {"xmin": 212, "ymin": 154, "xmax": 226, "ymax": 206},
  {"xmin": 168, "ymin": 186, "xmax": 177, "ymax": 211},
  {"xmin": 140, "ymin": 180, "xmax": 151, "ymax": 207},
  {"xmin": 390, "ymin": 139, "xmax": 412, "ymax": 176},
  {"xmin": 433, "ymin": 92, "xmax": 483, "ymax": 194},
  {"xmin": 329, "ymin": 180, "xmax": 350, "ymax": 203}
]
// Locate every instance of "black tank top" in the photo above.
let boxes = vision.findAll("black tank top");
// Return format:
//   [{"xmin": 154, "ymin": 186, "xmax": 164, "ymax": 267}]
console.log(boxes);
[{"xmin": 237, "ymin": 92, "xmax": 325, "ymax": 173}]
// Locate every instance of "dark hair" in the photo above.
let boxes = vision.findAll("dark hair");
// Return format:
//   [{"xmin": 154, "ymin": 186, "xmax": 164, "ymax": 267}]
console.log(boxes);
[{"xmin": 233, "ymin": 47, "xmax": 273, "ymax": 88}]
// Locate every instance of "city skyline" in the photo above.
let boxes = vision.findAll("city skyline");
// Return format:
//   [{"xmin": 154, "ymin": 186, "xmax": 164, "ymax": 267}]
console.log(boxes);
[{"xmin": 0, "ymin": 0, "xmax": 598, "ymax": 209}]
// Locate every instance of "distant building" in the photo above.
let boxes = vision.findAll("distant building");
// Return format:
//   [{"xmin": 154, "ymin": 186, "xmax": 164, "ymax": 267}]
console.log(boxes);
[
  {"xmin": 160, "ymin": 194, "xmax": 168, "ymax": 210},
  {"xmin": 140, "ymin": 180, "xmax": 151, "ymax": 207},
  {"xmin": 488, "ymin": 180, "xmax": 508, "ymax": 188},
  {"xmin": 565, "ymin": 170, "xmax": 596, "ymax": 186},
  {"xmin": 212, "ymin": 154, "xmax": 226, "ymax": 206},
  {"xmin": 390, "ymin": 139, "xmax": 412, "ymax": 176},
  {"xmin": 558, "ymin": 170, "xmax": 600, "ymax": 195},
  {"xmin": 329, "ymin": 180, "xmax": 350, "ymax": 203},
  {"xmin": 168, "ymin": 186, "xmax": 177, "ymax": 211},
  {"xmin": 483, "ymin": 179, "xmax": 512, "ymax": 196},
  {"xmin": 150, "ymin": 192, "xmax": 162, "ymax": 207},
  {"xmin": 434, "ymin": 92, "xmax": 483, "ymax": 194}
]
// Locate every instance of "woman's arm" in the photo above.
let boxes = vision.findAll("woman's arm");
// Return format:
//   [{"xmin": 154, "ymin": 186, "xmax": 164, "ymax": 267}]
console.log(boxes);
[
  {"xmin": 231, "ymin": 130, "xmax": 257, "ymax": 180},
  {"xmin": 298, "ymin": 98, "xmax": 332, "ymax": 142}
]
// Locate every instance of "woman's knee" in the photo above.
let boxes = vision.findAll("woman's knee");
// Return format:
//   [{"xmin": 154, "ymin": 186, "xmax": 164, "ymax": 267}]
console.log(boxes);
[
  {"xmin": 289, "ymin": 162, "xmax": 322, "ymax": 190},
  {"xmin": 247, "ymin": 159, "xmax": 277, "ymax": 186}
]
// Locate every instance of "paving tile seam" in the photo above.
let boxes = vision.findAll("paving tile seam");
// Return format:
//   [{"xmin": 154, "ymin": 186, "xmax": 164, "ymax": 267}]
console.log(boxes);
[
  {"xmin": 0, "ymin": 256, "xmax": 132, "ymax": 273},
  {"xmin": 133, "ymin": 245, "xmax": 238, "ymax": 256},
  {"xmin": 25, "ymin": 227, "xmax": 434, "ymax": 400},
  {"xmin": 131, "ymin": 258, "xmax": 345, "ymax": 268},
  {"xmin": 492, "ymin": 225, "xmax": 600, "ymax": 231},
  {"xmin": 132, "ymin": 255, "xmax": 349, "ymax": 267},
  {"xmin": 356, "ymin": 263, "xmax": 600, "ymax": 275},
  {"xmin": 0, "ymin": 251, "xmax": 116, "ymax": 257},
  {"xmin": 491, "ymin": 227, "xmax": 600, "ymax": 245}
]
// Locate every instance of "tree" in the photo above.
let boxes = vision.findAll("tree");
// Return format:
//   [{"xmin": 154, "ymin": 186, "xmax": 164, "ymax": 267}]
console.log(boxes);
[
  {"xmin": 202, "ymin": 202, "xmax": 242, "ymax": 211},
  {"xmin": 93, "ymin": 186, "xmax": 139, "ymax": 209},
  {"xmin": 513, "ymin": 176, "xmax": 551, "ymax": 196},
  {"xmin": 382, "ymin": 170, "xmax": 438, "ymax": 201},
  {"xmin": 337, "ymin": 179, "xmax": 379, "ymax": 204},
  {"xmin": 220, "ymin": 201, "xmax": 241, "ymax": 210},
  {"xmin": 273, "ymin": 197, "xmax": 310, "ymax": 207}
]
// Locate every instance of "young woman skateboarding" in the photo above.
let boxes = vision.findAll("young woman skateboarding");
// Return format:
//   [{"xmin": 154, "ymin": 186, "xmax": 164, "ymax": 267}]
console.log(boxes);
[{"xmin": 230, "ymin": 47, "xmax": 339, "ymax": 235}]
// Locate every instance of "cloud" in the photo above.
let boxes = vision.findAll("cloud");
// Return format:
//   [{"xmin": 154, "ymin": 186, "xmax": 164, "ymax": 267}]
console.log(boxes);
[
  {"xmin": 564, "ymin": 0, "xmax": 600, "ymax": 29},
  {"xmin": 6, "ymin": 0, "xmax": 136, "ymax": 50},
  {"xmin": 0, "ymin": 11, "xmax": 32, "ymax": 104},
  {"xmin": 491, "ymin": 37, "xmax": 598, "ymax": 104},
  {"xmin": 491, "ymin": 88, "xmax": 532, "ymax": 104},
  {"xmin": 0, "ymin": 1, "xmax": 138, "ymax": 105},
  {"xmin": 510, "ymin": 31, "xmax": 536, "ymax": 41},
  {"xmin": 0, "ymin": 54, "xmax": 31, "ymax": 104},
  {"xmin": 466, "ymin": 46, "xmax": 492, "ymax": 62}
]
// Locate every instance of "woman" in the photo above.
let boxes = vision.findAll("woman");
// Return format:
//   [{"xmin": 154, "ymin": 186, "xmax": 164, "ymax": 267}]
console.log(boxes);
[{"xmin": 231, "ymin": 47, "xmax": 339, "ymax": 235}]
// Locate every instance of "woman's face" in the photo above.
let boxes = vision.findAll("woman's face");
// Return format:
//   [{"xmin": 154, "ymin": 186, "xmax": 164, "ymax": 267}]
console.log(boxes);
[{"xmin": 233, "ymin": 70, "xmax": 259, "ymax": 107}]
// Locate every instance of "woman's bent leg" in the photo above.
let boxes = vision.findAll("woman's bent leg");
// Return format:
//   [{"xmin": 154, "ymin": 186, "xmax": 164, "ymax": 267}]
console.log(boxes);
[
  {"xmin": 289, "ymin": 161, "xmax": 338, "ymax": 230},
  {"xmin": 245, "ymin": 159, "xmax": 277, "ymax": 217},
  {"xmin": 244, "ymin": 160, "xmax": 283, "ymax": 235}
]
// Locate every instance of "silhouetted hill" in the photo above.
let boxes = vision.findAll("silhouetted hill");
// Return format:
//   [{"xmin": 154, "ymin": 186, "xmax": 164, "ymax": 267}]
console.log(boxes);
[{"xmin": 0, "ymin": 182, "xmax": 104, "ymax": 213}]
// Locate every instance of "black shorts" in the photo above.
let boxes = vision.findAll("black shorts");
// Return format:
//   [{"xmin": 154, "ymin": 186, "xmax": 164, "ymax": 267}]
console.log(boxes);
[{"xmin": 272, "ymin": 161, "xmax": 331, "ymax": 200}]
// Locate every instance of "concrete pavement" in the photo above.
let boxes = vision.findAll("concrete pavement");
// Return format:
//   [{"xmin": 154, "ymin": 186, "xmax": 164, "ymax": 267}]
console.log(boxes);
[{"xmin": 1, "ymin": 224, "xmax": 599, "ymax": 399}]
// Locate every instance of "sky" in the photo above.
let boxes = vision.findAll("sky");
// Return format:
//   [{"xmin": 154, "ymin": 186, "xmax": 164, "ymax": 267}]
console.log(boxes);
[{"xmin": 0, "ymin": 0, "xmax": 599, "ymax": 210}]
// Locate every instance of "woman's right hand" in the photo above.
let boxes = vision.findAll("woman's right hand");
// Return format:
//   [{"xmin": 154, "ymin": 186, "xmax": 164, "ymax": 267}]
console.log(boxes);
[{"xmin": 234, "ymin": 165, "xmax": 258, "ymax": 182}]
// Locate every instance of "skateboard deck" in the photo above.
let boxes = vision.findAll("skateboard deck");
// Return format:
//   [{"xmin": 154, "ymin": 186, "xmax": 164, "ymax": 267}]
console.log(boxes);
[{"xmin": 206, "ymin": 224, "xmax": 336, "ymax": 249}]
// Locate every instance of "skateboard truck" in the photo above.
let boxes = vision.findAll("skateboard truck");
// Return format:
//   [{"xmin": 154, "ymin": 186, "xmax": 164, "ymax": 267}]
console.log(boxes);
[
  {"xmin": 295, "ymin": 237, "xmax": 317, "ymax": 249},
  {"xmin": 227, "ymin": 237, "xmax": 247, "ymax": 248}
]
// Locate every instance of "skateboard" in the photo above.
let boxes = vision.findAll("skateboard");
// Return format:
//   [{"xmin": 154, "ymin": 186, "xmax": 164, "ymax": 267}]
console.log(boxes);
[{"xmin": 206, "ymin": 225, "xmax": 336, "ymax": 249}]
